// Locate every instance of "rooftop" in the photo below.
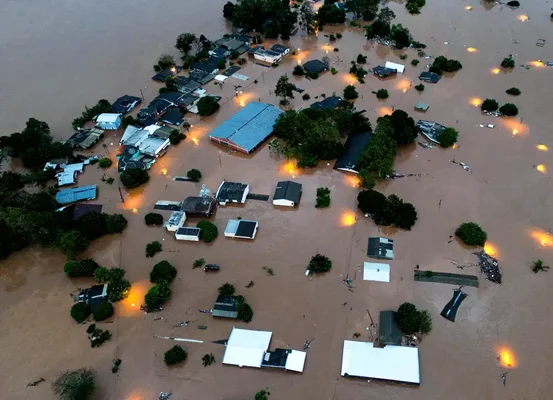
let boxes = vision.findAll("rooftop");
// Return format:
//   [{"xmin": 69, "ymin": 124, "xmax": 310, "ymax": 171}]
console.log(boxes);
[
  {"xmin": 97, "ymin": 113, "xmax": 120, "ymax": 123},
  {"xmin": 333, "ymin": 131, "xmax": 373, "ymax": 173},
  {"xmin": 216, "ymin": 181, "xmax": 249, "ymax": 202},
  {"xmin": 175, "ymin": 227, "xmax": 201, "ymax": 237},
  {"xmin": 55, "ymin": 185, "xmax": 97, "ymax": 205},
  {"xmin": 112, "ymin": 95, "xmax": 142, "ymax": 114},
  {"xmin": 363, "ymin": 262, "xmax": 391, "ymax": 282},
  {"xmin": 367, "ymin": 237, "xmax": 394, "ymax": 260},
  {"xmin": 208, "ymin": 102, "xmax": 283, "ymax": 153},
  {"xmin": 302, "ymin": 59, "xmax": 329, "ymax": 74},
  {"xmin": 310, "ymin": 95, "xmax": 344, "ymax": 110},
  {"xmin": 64, "ymin": 128, "xmax": 104, "ymax": 149},
  {"xmin": 273, "ymin": 181, "xmax": 302, "ymax": 203},
  {"xmin": 159, "ymin": 107, "xmax": 184, "ymax": 126},
  {"xmin": 270, "ymin": 44, "xmax": 290, "ymax": 54},
  {"xmin": 212, "ymin": 295, "xmax": 238, "ymax": 318},
  {"xmin": 223, "ymin": 327, "xmax": 273, "ymax": 368},
  {"xmin": 416, "ymin": 120, "xmax": 446, "ymax": 144},
  {"xmin": 372, "ymin": 65, "xmax": 398, "ymax": 78},
  {"xmin": 152, "ymin": 68, "xmax": 176, "ymax": 82},
  {"xmin": 419, "ymin": 71, "xmax": 441, "ymax": 83},
  {"xmin": 181, "ymin": 196, "xmax": 216, "ymax": 217},
  {"xmin": 379, "ymin": 311, "xmax": 402, "ymax": 345}
]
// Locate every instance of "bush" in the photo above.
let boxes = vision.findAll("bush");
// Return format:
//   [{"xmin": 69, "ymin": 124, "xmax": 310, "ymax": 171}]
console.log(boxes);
[
  {"xmin": 217, "ymin": 59, "xmax": 226, "ymax": 69},
  {"xmin": 437, "ymin": 127, "xmax": 458, "ymax": 148},
  {"xmin": 302, "ymin": 93, "xmax": 311, "ymax": 100},
  {"xmin": 414, "ymin": 84, "xmax": 424, "ymax": 92},
  {"xmin": 399, "ymin": 54, "xmax": 407, "ymax": 60},
  {"xmin": 193, "ymin": 258, "xmax": 205, "ymax": 269},
  {"xmin": 197, "ymin": 96, "xmax": 220, "ymax": 116},
  {"xmin": 455, "ymin": 222, "xmax": 487, "ymax": 246},
  {"xmin": 315, "ymin": 187, "xmax": 331, "ymax": 208},
  {"xmin": 376, "ymin": 89, "xmax": 389, "ymax": 99},
  {"xmin": 293, "ymin": 65, "xmax": 305, "ymax": 76},
  {"xmin": 236, "ymin": 296, "xmax": 254, "ymax": 322},
  {"xmin": 98, "ymin": 158, "xmax": 112, "ymax": 169},
  {"xmin": 105, "ymin": 214, "xmax": 128, "ymax": 234},
  {"xmin": 150, "ymin": 260, "xmax": 177, "ymax": 284},
  {"xmin": 430, "ymin": 56, "xmax": 462, "ymax": 75},
  {"xmin": 187, "ymin": 168, "xmax": 202, "ymax": 182},
  {"xmin": 397, "ymin": 302, "xmax": 432, "ymax": 335},
  {"xmin": 306, "ymin": 71, "xmax": 318, "ymax": 80},
  {"xmin": 481, "ymin": 98, "xmax": 499, "ymax": 112},
  {"xmin": 506, "ymin": 87, "xmax": 521, "ymax": 96},
  {"xmin": 144, "ymin": 280, "xmax": 172, "ymax": 310},
  {"xmin": 501, "ymin": 57, "xmax": 515, "ymax": 69},
  {"xmin": 51, "ymin": 368, "xmax": 96, "ymax": 400},
  {"xmin": 197, "ymin": 220, "xmax": 218, "ymax": 243},
  {"xmin": 336, "ymin": 32, "xmax": 343, "ymax": 39},
  {"xmin": 70, "ymin": 302, "xmax": 91, "ymax": 323},
  {"xmin": 120, "ymin": 168, "xmax": 149, "ymax": 189},
  {"xmin": 308, "ymin": 253, "xmax": 332, "ymax": 273},
  {"xmin": 357, "ymin": 190, "xmax": 417, "ymax": 230},
  {"xmin": 343, "ymin": 85, "xmax": 359, "ymax": 100},
  {"xmin": 330, "ymin": 67, "xmax": 338, "ymax": 75},
  {"xmin": 145, "ymin": 241, "xmax": 162, "ymax": 258},
  {"xmin": 218, "ymin": 283, "xmax": 236, "ymax": 296},
  {"xmin": 145, "ymin": 212, "xmax": 163, "ymax": 226},
  {"xmin": 93, "ymin": 267, "xmax": 110, "ymax": 282},
  {"xmin": 93, "ymin": 301, "xmax": 114, "ymax": 321},
  {"xmin": 356, "ymin": 54, "xmax": 367, "ymax": 64},
  {"xmin": 358, "ymin": 169, "xmax": 375, "ymax": 189},
  {"xmin": 164, "ymin": 345, "xmax": 187, "ymax": 366},
  {"xmin": 507, "ymin": 0, "xmax": 520, "ymax": 6},
  {"xmin": 229, "ymin": 50, "xmax": 240, "ymax": 60},
  {"xmin": 411, "ymin": 59, "xmax": 419, "ymax": 66},
  {"xmin": 59, "ymin": 230, "xmax": 89, "ymax": 259},
  {"xmin": 64, "ymin": 259, "xmax": 100, "ymax": 277},
  {"xmin": 107, "ymin": 278, "xmax": 131, "ymax": 302},
  {"xmin": 499, "ymin": 103, "xmax": 519, "ymax": 116},
  {"xmin": 169, "ymin": 130, "xmax": 186, "ymax": 145}
]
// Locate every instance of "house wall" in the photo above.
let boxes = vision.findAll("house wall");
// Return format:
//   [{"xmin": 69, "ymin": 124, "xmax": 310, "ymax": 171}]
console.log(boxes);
[
  {"xmin": 175, "ymin": 233, "xmax": 200, "ymax": 241},
  {"xmin": 241, "ymin": 185, "xmax": 250, "ymax": 203},
  {"xmin": 254, "ymin": 53, "xmax": 281, "ymax": 64},
  {"xmin": 273, "ymin": 199, "xmax": 294, "ymax": 207}
]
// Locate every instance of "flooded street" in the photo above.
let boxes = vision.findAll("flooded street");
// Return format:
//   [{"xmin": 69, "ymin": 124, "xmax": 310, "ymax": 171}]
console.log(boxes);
[{"xmin": 1, "ymin": 0, "xmax": 553, "ymax": 399}]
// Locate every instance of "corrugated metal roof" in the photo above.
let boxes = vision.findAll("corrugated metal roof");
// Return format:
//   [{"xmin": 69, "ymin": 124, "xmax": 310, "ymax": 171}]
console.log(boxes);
[
  {"xmin": 55, "ymin": 185, "xmax": 98, "ymax": 205},
  {"xmin": 208, "ymin": 102, "xmax": 283, "ymax": 153}
]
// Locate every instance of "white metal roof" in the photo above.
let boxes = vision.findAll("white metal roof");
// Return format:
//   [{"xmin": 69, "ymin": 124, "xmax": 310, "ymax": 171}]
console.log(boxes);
[
  {"xmin": 222, "ymin": 327, "xmax": 272, "ymax": 368},
  {"xmin": 341, "ymin": 341, "xmax": 420, "ymax": 384},
  {"xmin": 224, "ymin": 219, "xmax": 240, "ymax": 236},
  {"xmin": 285, "ymin": 350, "xmax": 307, "ymax": 372},
  {"xmin": 97, "ymin": 113, "xmax": 120, "ymax": 123},
  {"xmin": 363, "ymin": 262, "xmax": 390, "ymax": 282},
  {"xmin": 385, "ymin": 61, "xmax": 405, "ymax": 74},
  {"xmin": 215, "ymin": 75, "xmax": 228, "ymax": 82}
]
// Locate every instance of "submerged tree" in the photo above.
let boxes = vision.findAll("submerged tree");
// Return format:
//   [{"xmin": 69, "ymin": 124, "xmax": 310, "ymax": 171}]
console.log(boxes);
[
  {"xmin": 51, "ymin": 368, "xmax": 96, "ymax": 400},
  {"xmin": 275, "ymin": 75, "xmax": 296, "ymax": 105},
  {"xmin": 437, "ymin": 127, "xmax": 458, "ymax": 148},
  {"xmin": 531, "ymin": 259, "xmax": 549, "ymax": 273},
  {"xmin": 455, "ymin": 222, "xmax": 487, "ymax": 246},
  {"xmin": 397, "ymin": 302, "xmax": 432, "ymax": 335}
]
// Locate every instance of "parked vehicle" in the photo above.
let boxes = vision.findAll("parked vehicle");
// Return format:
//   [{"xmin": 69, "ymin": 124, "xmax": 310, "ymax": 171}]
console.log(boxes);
[{"xmin": 204, "ymin": 264, "xmax": 220, "ymax": 272}]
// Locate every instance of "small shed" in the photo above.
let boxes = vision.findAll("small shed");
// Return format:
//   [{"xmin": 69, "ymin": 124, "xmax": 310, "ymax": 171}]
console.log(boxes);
[
  {"xmin": 96, "ymin": 113, "xmax": 122, "ymax": 130},
  {"xmin": 415, "ymin": 102, "xmax": 430, "ymax": 112},
  {"xmin": 224, "ymin": 219, "xmax": 259, "ymax": 239},
  {"xmin": 363, "ymin": 262, "xmax": 391, "ymax": 282},
  {"xmin": 175, "ymin": 227, "xmax": 201, "ymax": 241},
  {"xmin": 78, "ymin": 284, "xmax": 108, "ymax": 310},
  {"xmin": 165, "ymin": 211, "xmax": 186, "ymax": 232},
  {"xmin": 211, "ymin": 295, "xmax": 238, "ymax": 318},
  {"xmin": 367, "ymin": 237, "xmax": 394, "ymax": 260},
  {"xmin": 385, "ymin": 61, "xmax": 405, "ymax": 74},
  {"xmin": 379, "ymin": 310, "xmax": 402, "ymax": 345},
  {"xmin": 273, "ymin": 181, "xmax": 302, "ymax": 207}
]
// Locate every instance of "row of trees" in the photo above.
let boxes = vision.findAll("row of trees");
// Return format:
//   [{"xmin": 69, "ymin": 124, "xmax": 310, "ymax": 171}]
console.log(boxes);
[
  {"xmin": 144, "ymin": 260, "xmax": 177, "ymax": 311},
  {"xmin": 72, "ymin": 100, "xmax": 113, "ymax": 129},
  {"xmin": 430, "ymin": 56, "xmax": 463, "ymax": 76},
  {"xmin": 357, "ymin": 190, "xmax": 418, "ymax": 230},
  {"xmin": 364, "ymin": 8, "xmax": 416, "ymax": 49},
  {"xmin": 480, "ymin": 99, "xmax": 519, "ymax": 116}
]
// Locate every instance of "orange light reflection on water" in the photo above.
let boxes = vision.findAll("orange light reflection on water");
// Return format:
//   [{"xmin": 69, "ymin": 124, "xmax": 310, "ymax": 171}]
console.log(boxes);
[
  {"xmin": 518, "ymin": 14, "xmax": 528, "ymax": 21},
  {"xmin": 395, "ymin": 78, "xmax": 411, "ymax": 92},
  {"xmin": 466, "ymin": 47, "xmax": 478, "ymax": 53},
  {"xmin": 376, "ymin": 106, "xmax": 393, "ymax": 116},
  {"xmin": 490, "ymin": 68, "xmax": 500, "ymax": 75},
  {"xmin": 119, "ymin": 280, "xmax": 150, "ymax": 317},
  {"xmin": 344, "ymin": 175, "xmax": 360, "ymax": 188},
  {"xmin": 536, "ymin": 164, "xmax": 547, "ymax": 174},
  {"xmin": 529, "ymin": 60, "xmax": 545, "ymax": 68},
  {"xmin": 280, "ymin": 160, "xmax": 300, "ymax": 178},
  {"xmin": 529, "ymin": 229, "xmax": 553, "ymax": 248},
  {"xmin": 469, "ymin": 97, "xmax": 482, "ymax": 107},
  {"xmin": 340, "ymin": 210, "xmax": 357, "ymax": 227},
  {"xmin": 537, "ymin": 144, "xmax": 548, "ymax": 151},
  {"xmin": 496, "ymin": 346, "xmax": 518, "ymax": 368},
  {"xmin": 484, "ymin": 242, "xmax": 499, "ymax": 258}
]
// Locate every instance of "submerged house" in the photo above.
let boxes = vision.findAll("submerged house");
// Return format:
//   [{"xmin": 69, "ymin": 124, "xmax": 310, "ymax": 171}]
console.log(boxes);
[
  {"xmin": 152, "ymin": 68, "xmax": 176, "ymax": 83},
  {"xmin": 419, "ymin": 71, "xmax": 441, "ymax": 83},
  {"xmin": 384, "ymin": 61, "xmax": 405, "ymax": 74},
  {"xmin": 181, "ymin": 196, "xmax": 216, "ymax": 218},
  {"xmin": 174, "ymin": 76, "xmax": 202, "ymax": 94},
  {"xmin": 120, "ymin": 125, "xmax": 170, "ymax": 157},
  {"xmin": 224, "ymin": 219, "xmax": 259, "ymax": 240},
  {"xmin": 253, "ymin": 48, "xmax": 282, "ymax": 64},
  {"xmin": 164, "ymin": 211, "xmax": 186, "ymax": 232},
  {"xmin": 64, "ymin": 128, "xmax": 104, "ymax": 149},
  {"xmin": 379, "ymin": 311, "xmax": 402, "ymax": 346},
  {"xmin": 367, "ymin": 237, "xmax": 394, "ymax": 260},
  {"xmin": 440, "ymin": 289, "xmax": 467, "ymax": 322},
  {"xmin": 216, "ymin": 181, "xmax": 250, "ymax": 205},
  {"xmin": 372, "ymin": 65, "xmax": 398, "ymax": 78},
  {"xmin": 96, "ymin": 113, "xmax": 122, "ymax": 130},
  {"xmin": 117, "ymin": 146, "xmax": 156, "ymax": 172},
  {"xmin": 78, "ymin": 284, "xmax": 108, "ymax": 310},
  {"xmin": 270, "ymin": 44, "xmax": 290, "ymax": 56},
  {"xmin": 208, "ymin": 102, "xmax": 283, "ymax": 154},
  {"xmin": 56, "ymin": 185, "xmax": 97, "ymax": 205},
  {"xmin": 333, "ymin": 131, "xmax": 373, "ymax": 173},
  {"xmin": 222, "ymin": 327, "xmax": 307, "ymax": 372},
  {"xmin": 175, "ymin": 227, "xmax": 201, "ymax": 242},
  {"xmin": 273, "ymin": 181, "xmax": 302, "ymax": 207},
  {"xmin": 56, "ymin": 162, "xmax": 85, "ymax": 186},
  {"xmin": 112, "ymin": 95, "xmax": 142, "ymax": 114},
  {"xmin": 416, "ymin": 120, "xmax": 446, "ymax": 144},
  {"xmin": 310, "ymin": 95, "xmax": 344, "ymax": 110},
  {"xmin": 211, "ymin": 295, "xmax": 238, "ymax": 319},
  {"xmin": 302, "ymin": 59, "xmax": 329, "ymax": 74}
]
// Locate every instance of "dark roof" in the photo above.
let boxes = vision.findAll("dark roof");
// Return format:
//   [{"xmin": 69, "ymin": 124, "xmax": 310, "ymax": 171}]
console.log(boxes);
[
  {"xmin": 205, "ymin": 56, "xmax": 225, "ymax": 68},
  {"xmin": 223, "ymin": 65, "xmax": 241, "ymax": 76},
  {"xmin": 117, "ymin": 146, "xmax": 155, "ymax": 172},
  {"xmin": 248, "ymin": 45, "xmax": 264, "ymax": 55},
  {"xmin": 211, "ymin": 47, "xmax": 229, "ymax": 58},
  {"xmin": 176, "ymin": 227, "xmax": 201, "ymax": 236},
  {"xmin": 229, "ymin": 33, "xmax": 253, "ymax": 44},
  {"xmin": 372, "ymin": 65, "xmax": 397, "ymax": 78},
  {"xmin": 212, "ymin": 295, "xmax": 238, "ymax": 318},
  {"xmin": 419, "ymin": 71, "xmax": 441, "ymax": 83},
  {"xmin": 302, "ymin": 59, "xmax": 329, "ymax": 74},
  {"xmin": 273, "ymin": 181, "xmax": 302, "ymax": 203},
  {"xmin": 174, "ymin": 76, "xmax": 201, "ymax": 94},
  {"xmin": 157, "ymin": 92, "xmax": 186, "ymax": 105},
  {"xmin": 271, "ymin": 44, "xmax": 290, "ymax": 54},
  {"xmin": 189, "ymin": 70, "xmax": 215, "ymax": 85},
  {"xmin": 310, "ymin": 95, "xmax": 344, "ymax": 110},
  {"xmin": 112, "ymin": 95, "xmax": 142, "ymax": 114},
  {"xmin": 236, "ymin": 220, "xmax": 257, "ymax": 238},
  {"xmin": 78, "ymin": 284, "xmax": 108, "ymax": 311},
  {"xmin": 64, "ymin": 128, "xmax": 104, "ymax": 149},
  {"xmin": 440, "ymin": 289, "xmax": 467, "ymax": 322},
  {"xmin": 379, "ymin": 311, "xmax": 402, "ymax": 345},
  {"xmin": 333, "ymin": 131, "xmax": 373, "ymax": 172},
  {"xmin": 191, "ymin": 62, "xmax": 218, "ymax": 74},
  {"xmin": 367, "ymin": 237, "xmax": 394, "ymax": 259},
  {"xmin": 181, "ymin": 196, "xmax": 216, "ymax": 217},
  {"xmin": 261, "ymin": 349, "xmax": 291, "ymax": 368},
  {"xmin": 160, "ymin": 107, "xmax": 184, "ymax": 126},
  {"xmin": 71, "ymin": 203, "xmax": 103, "ymax": 220},
  {"xmin": 217, "ymin": 182, "xmax": 248, "ymax": 202},
  {"xmin": 152, "ymin": 68, "xmax": 175, "ymax": 82},
  {"xmin": 55, "ymin": 185, "xmax": 97, "ymax": 205}
]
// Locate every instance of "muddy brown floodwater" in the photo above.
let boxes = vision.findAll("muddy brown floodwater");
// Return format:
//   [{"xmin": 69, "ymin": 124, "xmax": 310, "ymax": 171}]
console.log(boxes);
[{"xmin": 1, "ymin": 0, "xmax": 553, "ymax": 399}]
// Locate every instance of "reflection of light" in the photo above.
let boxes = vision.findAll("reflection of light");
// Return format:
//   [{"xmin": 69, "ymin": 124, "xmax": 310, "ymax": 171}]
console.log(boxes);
[
  {"xmin": 191, "ymin": 137, "xmax": 199, "ymax": 146},
  {"xmin": 120, "ymin": 280, "xmax": 149, "ymax": 317},
  {"xmin": 131, "ymin": 303, "xmax": 135, "ymax": 307},
  {"xmin": 537, "ymin": 144, "xmax": 548, "ymax": 151},
  {"xmin": 340, "ymin": 211, "xmax": 357, "ymax": 227},
  {"xmin": 342, "ymin": 73, "xmax": 358, "ymax": 85},
  {"xmin": 530, "ymin": 60, "xmax": 545, "ymax": 68},
  {"xmin": 469, "ymin": 97, "xmax": 482, "ymax": 107},
  {"xmin": 239, "ymin": 100, "xmax": 245, "ymax": 107},
  {"xmin": 536, "ymin": 164, "xmax": 547, "ymax": 174},
  {"xmin": 491, "ymin": 68, "xmax": 500, "ymax": 75},
  {"xmin": 496, "ymin": 346, "xmax": 517, "ymax": 368},
  {"xmin": 466, "ymin": 47, "xmax": 477, "ymax": 53},
  {"xmin": 518, "ymin": 14, "xmax": 528, "ymax": 21},
  {"xmin": 377, "ymin": 106, "xmax": 393, "ymax": 116},
  {"xmin": 402, "ymin": 88, "xmax": 407, "ymax": 93},
  {"xmin": 512, "ymin": 128, "xmax": 518, "ymax": 136},
  {"xmin": 484, "ymin": 242, "xmax": 499, "ymax": 258},
  {"xmin": 395, "ymin": 78, "xmax": 411, "ymax": 92},
  {"xmin": 132, "ymin": 208, "xmax": 138, "ymax": 214},
  {"xmin": 280, "ymin": 160, "xmax": 299, "ymax": 176},
  {"xmin": 465, "ymin": 5, "xmax": 472, "ymax": 10},
  {"xmin": 297, "ymin": 59, "xmax": 302, "ymax": 65},
  {"xmin": 160, "ymin": 168, "xmax": 167, "ymax": 175},
  {"xmin": 530, "ymin": 229, "xmax": 553, "ymax": 248},
  {"xmin": 344, "ymin": 175, "xmax": 360, "ymax": 188},
  {"xmin": 452, "ymin": 143, "xmax": 458, "ymax": 149}
]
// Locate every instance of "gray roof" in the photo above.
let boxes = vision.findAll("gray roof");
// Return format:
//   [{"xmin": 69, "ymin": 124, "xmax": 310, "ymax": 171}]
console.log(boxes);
[
  {"xmin": 176, "ymin": 227, "xmax": 201, "ymax": 237},
  {"xmin": 334, "ymin": 131, "xmax": 373, "ymax": 173},
  {"xmin": 271, "ymin": 44, "xmax": 290, "ymax": 54},
  {"xmin": 302, "ymin": 59, "xmax": 329, "ymax": 74},
  {"xmin": 379, "ymin": 311, "xmax": 402, "ymax": 345},
  {"xmin": 208, "ymin": 102, "xmax": 283, "ymax": 153},
  {"xmin": 416, "ymin": 120, "xmax": 446, "ymax": 144},
  {"xmin": 56, "ymin": 185, "xmax": 97, "ymax": 205},
  {"xmin": 212, "ymin": 295, "xmax": 238, "ymax": 318},
  {"xmin": 64, "ymin": 128, "xmax": 104, "ymax": 149},
  {"xmin": 367, "ymin": 237, "xmax": 394, "ymax": 260},
  {"xmin": 415, "ymin": 102, "xmax": 430, "ymax": 111},
  {"xmin": 273, "ymin": 181, "xmax": 302, "ymax": 203},
  {"xmin": 217, "ymin": 182, "xmax": 248, "ymax": 202},
  {"xmin": 181, "ymin": 196, "xmax": 216, "ymax": 217}
]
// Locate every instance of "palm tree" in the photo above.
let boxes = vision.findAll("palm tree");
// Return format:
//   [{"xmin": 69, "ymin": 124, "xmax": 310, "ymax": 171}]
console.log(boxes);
[{"xmin": 531, "ymin": 259, "xmax": 550, "ymax": 273}]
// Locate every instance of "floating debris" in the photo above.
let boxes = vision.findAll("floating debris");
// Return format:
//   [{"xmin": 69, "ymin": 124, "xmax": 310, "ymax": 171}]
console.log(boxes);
[
  {"xmin": 27, "ymin": 378, "xmax": 45, "ymax": 387},
  {"xmin": 159, "ymin": 391, "xmax": 173, "ymax": 400},
  {"xmin": 474, "ymin": 251, "xmax": 502, "ymax": 284},
  {"xmin": 451, "ymin": 159, "xmax": 472, "ymax": 172}
]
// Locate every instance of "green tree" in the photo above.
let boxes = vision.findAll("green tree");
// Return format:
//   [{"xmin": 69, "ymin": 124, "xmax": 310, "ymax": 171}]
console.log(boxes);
[
  {"xmin": 145, "ymin": 213, "xmax": 163, "ymax": 226},
  {"xmin": 70, "ymin": 302, "xmax": 91, "ymax": 323},
  {"xmin": 499, "ymin": 103, "xmax": 518, "ymax": 116},
  {"xmin": 197, "ymin": 96, "xmax": 220, "ymax": 116},
  {"xmin": 531, "ymin": 259, "xmax": 549, "ymax": 273},
  {"xmin": 376, "ymin": 89, "xmax": 389, "ymax": 99},
  {"xmin": 397, "ymin": 302, "xmax": 432, "ymax": 335},
  {"xmin": 197, "ymin": 220, "xmax": 218, "ymax": 243},
  {"xmin": 293, "ymin": 65, "xmax": 305, "ymax": 76},
  {"xmin": 307, "ymin": 253, "xmax": 332, "ymax": 273},
  {"xmin": 51, "ymin": 368, "xmax": 95, "ymax": 400},
  {"xmin": 255, "ymin": 389, "xmax": 270, "ymax": 400},
  {"xmin": 275, "ymin": 75, "xmax": 296, "ymax": 105},
  {"xmin": 93, "ymin": 267, "xmax": 111, "ymax": 283},
  {"xmin": 317, "ymin": 4, "xmax": 346, "ymax": 24},
  {"xmin": 120, "ymin": 168, "xmax": 149, "ymax": 189},
  {"xmin": 365, "ymin": 19, "xmax": 390, "ymax": 38},
  {"xmin": 390, "ymin": 24, "xmax": 411, "ymax": 49},
  {"xmin": 169, "ymin": 129, "xmax": 186, "ymax": 145},
  {"xmin": 346, "ymin": 0, "xmax": 378, "ymax": 20},
  {"xmin": 145, "ymin": 280, "xmax": 172, "ymax": 310},
  {"xmin": 98, "ymin": 158, "xmax": 112, "ymax": 169},
  {"xmin": 218, "ymin": 283, "xmax": 236, "ymax": 296},
  {"xmin": 506, "ymin": 87, "xmax": 521, "ymax": 96},
  {"xmin": 150, "ymin": 260, "xmax": 177, "ymax": 283},
  {"xmin": 164, "ymin": 345, "xmax": 187, "ymax": 366},
  {"xmin": 145, "ymin": 241, "xmax": 162, "ymax": 258},
  {"xmin": 378, "ymin": 110, "xmax": 418, "ymax": 146},
  {"xmin": 455, "ymin": 222, "xmax": 487, "ymax": 246},
  {"xmin": 202, "ymin": 353, "xmax": 216, "ymax": 366},
  {"xmin": 501, "ymin": 56, "xmax": 515, "ymax": 69},
  {"xmin": 315, "ymin": 187, "xmax": 331, "ymax": 208},
  {"xmin": 236, "ymin": 296, "xmax": 254, "ymax": 322},
  {"xmin": 414, "ymin": 83, "xmax": 424, "ymax": 92},
  {"xmin": 223, "ymin": 1, "xmax": 235, "ymax": 19},
  {"xmin": 437, "ymin": 127, "xmax": 458, "ymax": 148},
  {"xmin": 377, "ymin": 6, "xmax": 395, "ymax": 23},
  {"xmin": 358, "ymin": 169, "xmax": 375, "ymax": 189},
  {"xmin": 157, "ymin": 54, "xmax": 176, "ymax": 69},
  {"xmin": 187, "ymin": 168, "xmax": 202, "ymax": 181},
  {"xmin": 343, "ymin": 85, "xmax": 359, "ymax": 100},
  {"xmin": 93, "ymin": 301, "xmax": 114, "ymax": 321},
  {"xmin": 299, "ymin": 2, "xmax": 316, "ymax": 33},
  {"xmin": 175, "ymin": 33, "xmax": 197, "ymax": 54},
  {"xmin": 59, "ymin": 231, "xmax": 88, "ymax": 259},
  {"xmin": 217, "ymin": 59, "xmax": 226, "ymax": 69},
  {"xmin": 64, "ymin": 259, "xmax": 100, "ymax": 277},
  {"xmin": 481, "ymin": 98, "xmax": 499, "ymax": 112},
  {"xmin": 105, "ymin": 214, "xmax": 128, "ymax": 234}
]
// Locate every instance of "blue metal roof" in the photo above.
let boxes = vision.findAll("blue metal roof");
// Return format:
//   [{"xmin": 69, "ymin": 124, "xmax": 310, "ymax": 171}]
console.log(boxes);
[
  {"xmin": 56, "ymin": 185, "xmax": 98, "ymax": 205},
  {"xmin": 208, "ymin": 102, "xmax": 283, "ymax": 153}
]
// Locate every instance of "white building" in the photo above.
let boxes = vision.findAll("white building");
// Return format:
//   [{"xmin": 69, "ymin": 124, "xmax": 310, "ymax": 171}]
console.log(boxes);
[
  {"xmin": 175, "ymin": 227, "xmax": 201, "ymax": 241},
  {"xmin": 341, "ymin": 341, "xmax": 420, "ymax": 384},
  {"xmin": 273, "ymin": 181, "xmax": 302, "ymax": 207},
  {"xmin": 164, "ymin": 211, "xmax": 186, "ymax": 232},
  {"xmin": 224, "ymin": 219, "xmax": 259, "ymax": 240},
  {"xmin": 254, "ymin": 49, "xmax": 283, "ymax": 64},
  {"xmin": 363, "ymin": 262, "xmax": 391, "ymax": 282},
  {"xmin": 96, "ymin": 113, "xmax": 122, "ymax": 130},
  {"xmin": 120, "ymin": 125, "xmax": 170, "ymax": 157},
  {"xmin": 215, "ymin": 181, "xmax": 250, "ymax": 205},
  {"xmin": 385, "ymin": 61, "xmax": 405, "ymax": 74}
]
